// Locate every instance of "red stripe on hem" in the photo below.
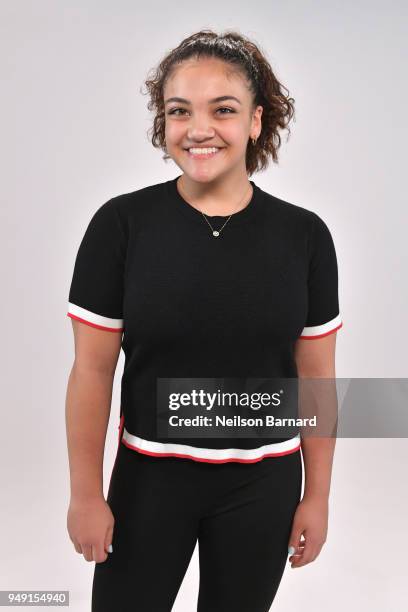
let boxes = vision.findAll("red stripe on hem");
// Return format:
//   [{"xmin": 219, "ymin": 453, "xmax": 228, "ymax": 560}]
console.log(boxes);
[
  {"xmin": 299, "ymin": 322, "xmax": 343, "ymax": 340},
  {"xmin": 120, "ymin": 438, "xmax": 301, "ymax": 464},
  {"xmin": 67, "ymin": 312, "xmax": 124, "ymax": 332},
  {"xmin": 118, "ymin": 413, "xmax": 125, "ymax": 443},
  {"xmin": 110, "ymin": 414, "xmax": 125, "ymax": 477}
]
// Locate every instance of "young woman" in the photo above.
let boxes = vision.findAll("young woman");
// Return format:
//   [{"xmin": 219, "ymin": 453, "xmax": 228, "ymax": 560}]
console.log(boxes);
[{"xmin": 66, "ymin": 29, "xmax": 342, "ymax": 611}]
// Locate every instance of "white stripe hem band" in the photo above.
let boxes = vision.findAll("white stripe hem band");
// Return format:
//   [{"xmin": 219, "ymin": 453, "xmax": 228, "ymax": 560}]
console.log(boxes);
[{"xmin": 121, "ymin": 427, "xmax": 301, "ymax": 463}]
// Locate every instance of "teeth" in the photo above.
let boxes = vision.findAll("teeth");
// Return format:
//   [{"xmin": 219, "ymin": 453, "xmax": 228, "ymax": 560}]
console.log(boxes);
[{"xmin": 189, "ymin": 147, "xmax": 219, "ymax": 154}]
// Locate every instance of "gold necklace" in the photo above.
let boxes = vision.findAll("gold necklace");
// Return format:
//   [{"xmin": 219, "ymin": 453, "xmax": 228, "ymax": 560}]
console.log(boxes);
[{"xmin": 178, "ymin": 179, "xmax": 252, "ymax": 238}]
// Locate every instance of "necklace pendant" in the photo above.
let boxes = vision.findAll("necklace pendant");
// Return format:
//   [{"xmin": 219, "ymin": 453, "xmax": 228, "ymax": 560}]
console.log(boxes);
[{"xmin": 213, "ymin": 230, "xmax": 220, "ymax": 237}]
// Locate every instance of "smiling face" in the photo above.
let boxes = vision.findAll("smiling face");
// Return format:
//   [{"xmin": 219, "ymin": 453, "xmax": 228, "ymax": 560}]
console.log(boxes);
[{"xmin": 163, "ymin": 56, "xmax": 263, "ymax": 183}]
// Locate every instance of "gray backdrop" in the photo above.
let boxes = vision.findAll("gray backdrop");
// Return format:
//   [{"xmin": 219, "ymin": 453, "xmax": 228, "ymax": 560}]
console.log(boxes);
[{"xmin": 1, "ymin": 1, "xmax": 407, "ymax": 610}]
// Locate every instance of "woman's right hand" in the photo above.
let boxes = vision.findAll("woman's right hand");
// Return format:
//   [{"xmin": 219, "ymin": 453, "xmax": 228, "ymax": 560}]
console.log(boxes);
[{"xmin": 67, "ymin": 496, "xmax": 115, "ymax": 563}]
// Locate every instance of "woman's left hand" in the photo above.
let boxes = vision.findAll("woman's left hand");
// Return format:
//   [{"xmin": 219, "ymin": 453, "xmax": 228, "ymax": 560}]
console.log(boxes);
[{"xmin": 287, "ymin": 495, "xmax": 328, "ymax": 568}]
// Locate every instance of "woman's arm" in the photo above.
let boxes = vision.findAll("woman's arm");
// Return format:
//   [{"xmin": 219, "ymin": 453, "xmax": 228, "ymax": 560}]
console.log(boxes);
[
  {"xmin": 65, "ymin": 319, "xmax": 122, "ymax": 562},
  {"xmin": 287, "ymin": 331, "xmax": 338, "ymax": 568},
  {"xmin": 294, "ymin": 331, "xmax": 337, "ymax": 500}
]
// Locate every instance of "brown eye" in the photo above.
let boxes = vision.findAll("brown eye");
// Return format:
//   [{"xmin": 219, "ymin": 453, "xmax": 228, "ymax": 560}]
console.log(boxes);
[
  {"xmin": 167, "ymin": 108, "xmax": 187, "ymax": 116},
  {"xmin": 216, "ymin": 107, "xmax": 235, "ymax": 114},
  {"xmin": 167, "ymin": 107, "xmax": 236, "ymax": 116}
]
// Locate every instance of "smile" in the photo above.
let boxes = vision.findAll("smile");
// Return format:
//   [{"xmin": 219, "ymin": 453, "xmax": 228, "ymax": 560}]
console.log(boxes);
[{"xmin": 185, "ymin": 147, "xmax": 223, "ymax": 159}]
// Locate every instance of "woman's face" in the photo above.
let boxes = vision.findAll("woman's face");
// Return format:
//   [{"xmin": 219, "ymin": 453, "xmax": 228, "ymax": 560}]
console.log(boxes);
[{"xmin": 163, "ymin": 57, "xmax": 263, "ymax": 183}]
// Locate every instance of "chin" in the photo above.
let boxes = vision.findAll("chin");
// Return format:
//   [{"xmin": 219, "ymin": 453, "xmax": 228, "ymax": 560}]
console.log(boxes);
[{"xmin": 179, "ymin": 165, "xmax": 229, "ymax": 185}]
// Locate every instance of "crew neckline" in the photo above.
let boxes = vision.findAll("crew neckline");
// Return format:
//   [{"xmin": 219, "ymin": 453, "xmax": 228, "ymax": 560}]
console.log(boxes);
[{"xmin": 166, "ymin": 174, "xmax": 263, "ymax": 227}]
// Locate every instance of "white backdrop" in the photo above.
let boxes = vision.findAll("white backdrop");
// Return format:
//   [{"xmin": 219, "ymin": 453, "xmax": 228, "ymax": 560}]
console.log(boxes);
[{"xmin": 1, "ymin": 1, "xmax": 407, "ymax": 610}]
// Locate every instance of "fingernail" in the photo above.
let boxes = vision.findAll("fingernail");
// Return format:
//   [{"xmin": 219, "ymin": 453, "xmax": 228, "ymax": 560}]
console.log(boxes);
[
  {"xmin": 288, "ymin": 546, "xmax": 295, "ymax": 555},
  {"xmin": 107, "ymin": 544, "xmax": 113, "ymax": 553}
]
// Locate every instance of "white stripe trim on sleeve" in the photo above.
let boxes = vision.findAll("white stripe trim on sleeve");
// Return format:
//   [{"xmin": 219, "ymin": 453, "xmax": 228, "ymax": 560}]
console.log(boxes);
[
  {"xmin": 299, "ymin": 313, "xmax": 342, "ymax": 339},
  {"xmin": 67, "ymin": 302, "xmax": 124, "ymax": 332}
]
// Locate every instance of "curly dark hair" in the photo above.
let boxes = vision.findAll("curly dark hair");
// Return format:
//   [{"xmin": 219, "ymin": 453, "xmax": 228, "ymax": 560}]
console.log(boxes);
[{"xmin": 141, "ymin": 29, "xmax": 296, "ymax": 176}]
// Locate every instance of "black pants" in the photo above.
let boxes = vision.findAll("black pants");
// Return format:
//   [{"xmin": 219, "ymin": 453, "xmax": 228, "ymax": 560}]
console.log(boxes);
[{"xmin": 92, "ymin": 442, "xmax": 303, "ymax": 612}]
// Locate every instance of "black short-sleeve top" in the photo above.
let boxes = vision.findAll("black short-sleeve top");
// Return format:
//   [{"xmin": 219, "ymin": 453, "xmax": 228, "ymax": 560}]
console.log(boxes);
[{"xmin": 67, "ymin": 175, "xmax": 343, "ymax": 463}]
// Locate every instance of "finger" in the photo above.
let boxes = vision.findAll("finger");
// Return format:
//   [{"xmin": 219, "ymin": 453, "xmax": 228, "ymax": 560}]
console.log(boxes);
[
  {"xmin": 289, "ymin": 542, "xmax": 305, "ymax": 551},
  {"xmin": 288, "ymin": 548, "xmax": 304, "ymax": 563},
  {"xmin": 291, "ymin": 541, "xmax": 320, "ymax": 567},
  {"xmin": 294, "ymin": 541, "xmax": 324, "ymax": 566},
  {"xmin": 70, "ymin": 537, "xmax": 82, "ymax": 554},
  {"xmin": 288, "ymin": 543, "xmax": 305, "ymax": 557},
  {"xmin": 288, "ymin": 527, "xmax": 304, "ymax": 557},
  {"xmin": 287, "ymin": 539, "xmax": 305, "ymax": 560},
  {"xmin": 81, "ymin": 543, "xmax": 94, "ymax": 562},
  {"xmin": 299, "ymin": 541, "xmax": 324, "ymax": 566},
  {"xmin": 290, "ymin": 537, "xmax": 310, "ymax": 566},
  {"xmin": 105, "ymin": 524, "xmax": 114, "ymax": 554},
  {"xmin": 93, "ymin": 543, "xmax": 108, "ymax": 564}
]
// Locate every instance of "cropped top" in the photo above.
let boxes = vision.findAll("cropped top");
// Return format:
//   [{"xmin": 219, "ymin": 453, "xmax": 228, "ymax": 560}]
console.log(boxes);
[{"xmin": 67, "ymin": 175, "xmax": 343, "ymax": 463}]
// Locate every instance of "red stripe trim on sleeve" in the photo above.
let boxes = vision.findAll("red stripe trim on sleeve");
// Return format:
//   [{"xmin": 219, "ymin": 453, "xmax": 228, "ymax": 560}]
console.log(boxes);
[
  {"xmin": 299, "ymin": 321, "xmax": 343, "ymax": 340},
  {"xmin": 67, "ymin": 312, "xmax": 124, "ymax": 332}
]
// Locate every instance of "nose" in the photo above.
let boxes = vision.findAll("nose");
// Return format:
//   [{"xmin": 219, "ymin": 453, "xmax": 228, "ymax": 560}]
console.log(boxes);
[{"xmin": 187, "ymin": 122, "xmax": 216, "ymax": 142}]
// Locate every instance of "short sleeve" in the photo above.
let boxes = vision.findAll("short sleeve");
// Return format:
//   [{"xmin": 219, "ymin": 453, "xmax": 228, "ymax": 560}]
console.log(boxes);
[
  {"xmin": 299, "ymin": 212, "xmax": 343, "ymax": 339},
  {"xmin": 67, "ymin": 199, "xmax": 126, "ymax": 332}
]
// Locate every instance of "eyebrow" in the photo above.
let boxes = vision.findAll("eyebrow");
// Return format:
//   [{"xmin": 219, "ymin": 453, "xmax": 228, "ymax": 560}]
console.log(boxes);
[{"xmin": 164, "ymin": 95, "xmax": 242, "ymax": 106}]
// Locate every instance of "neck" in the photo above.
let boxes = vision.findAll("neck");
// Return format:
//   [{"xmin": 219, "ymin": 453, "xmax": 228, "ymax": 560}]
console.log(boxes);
[{"xmin": 177, "ymin": 172, "xmax": 253, "ymax": 216}]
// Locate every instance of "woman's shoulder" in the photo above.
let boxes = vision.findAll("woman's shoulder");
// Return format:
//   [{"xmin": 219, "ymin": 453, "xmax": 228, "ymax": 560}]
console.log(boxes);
[
  {"xmin": 90, "ymin": 179, "xmax": 169, "ymax": 229},
  {"xmin": 258, "ymin": 186, "xmax": 331, "ymax": 234},
  {"xmin": 108, "ymin": 179, "xmax": 166, "ymax": 212},
  {"xmin": 260, "ymin": 187, "xmax": 316, "ymax": 220}
]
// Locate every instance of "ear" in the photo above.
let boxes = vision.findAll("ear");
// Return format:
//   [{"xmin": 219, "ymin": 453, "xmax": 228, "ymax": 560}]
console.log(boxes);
[{"xmin": 252, "ymin": 105, "xmax": 263, "ymax": 134}]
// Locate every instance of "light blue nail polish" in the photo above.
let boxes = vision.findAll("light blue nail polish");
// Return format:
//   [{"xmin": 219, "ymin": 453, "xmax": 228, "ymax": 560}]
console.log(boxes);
[
  {"xmin": 107, "ymin": 544, "xmax": 113, "ymax": 553},
  {"xmin": 288, "ymin": 546, "xmax": 295, "ymax": 555}
]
